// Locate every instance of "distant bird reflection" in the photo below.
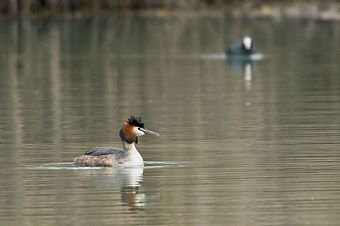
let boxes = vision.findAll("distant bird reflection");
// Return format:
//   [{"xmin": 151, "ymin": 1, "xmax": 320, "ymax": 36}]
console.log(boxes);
[{"xmin": 227, "ymin": 57, "xmax": 254, "ymax": 88}]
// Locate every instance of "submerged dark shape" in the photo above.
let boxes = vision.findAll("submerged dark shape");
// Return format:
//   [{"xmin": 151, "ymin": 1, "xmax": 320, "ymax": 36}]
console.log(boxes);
[{"xmin": 73, "ymin": 116, "xmax": 159, "ymax": 167}]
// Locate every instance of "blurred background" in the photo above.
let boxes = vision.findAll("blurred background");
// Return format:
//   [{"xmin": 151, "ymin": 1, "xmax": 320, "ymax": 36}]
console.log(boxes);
[{"xmin": 1, "ymin": 0, "xmax": 340, "ymax": 20}]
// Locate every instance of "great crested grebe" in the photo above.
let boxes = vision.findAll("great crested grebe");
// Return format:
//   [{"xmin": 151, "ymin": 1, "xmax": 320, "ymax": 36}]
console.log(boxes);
[
  {"xmin": 226, "ymin": 36, "xmax": 257, "ymax": 56},
  {"xmin": 73, "ymin": 116, "xmax": 159, "ymax": 167}
]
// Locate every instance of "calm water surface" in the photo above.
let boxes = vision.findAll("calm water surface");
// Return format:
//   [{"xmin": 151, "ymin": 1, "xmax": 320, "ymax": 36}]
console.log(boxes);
[{"xmin": 1, "ymin": 16, "xmax": 340, "ymax": 225}]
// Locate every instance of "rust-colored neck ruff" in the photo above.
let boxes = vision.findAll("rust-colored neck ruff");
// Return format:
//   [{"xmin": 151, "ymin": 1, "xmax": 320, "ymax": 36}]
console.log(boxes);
[{"xmin": 119, "ymin": 122, "xmax": 138, "ymax": 144}]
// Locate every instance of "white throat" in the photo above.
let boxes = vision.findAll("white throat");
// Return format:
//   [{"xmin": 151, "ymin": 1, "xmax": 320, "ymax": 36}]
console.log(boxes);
[{"xmin": 123, "ymin": 142, "xmax": 144, "ymax": 166}]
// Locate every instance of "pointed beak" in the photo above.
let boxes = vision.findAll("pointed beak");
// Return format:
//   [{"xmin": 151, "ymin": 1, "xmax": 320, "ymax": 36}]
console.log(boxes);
[{"xmin": 141, "ymin": 128, "xmax": 160, "ymax": 136}]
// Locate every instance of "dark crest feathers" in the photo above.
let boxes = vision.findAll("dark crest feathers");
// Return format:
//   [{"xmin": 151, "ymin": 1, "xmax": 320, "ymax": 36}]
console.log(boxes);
[{"xmin": 127, "ymin": 115, "xmax": 144, "ymax": 128}]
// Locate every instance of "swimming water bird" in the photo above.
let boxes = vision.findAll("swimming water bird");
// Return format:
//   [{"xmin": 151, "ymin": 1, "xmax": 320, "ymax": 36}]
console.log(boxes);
[
  {"xmin": 73, "ymin": 116, "xmax": 159, "ymax": 167},
  {"xmin": 226, "ymin": 36, "xmax": 257, "ymax": 56}
]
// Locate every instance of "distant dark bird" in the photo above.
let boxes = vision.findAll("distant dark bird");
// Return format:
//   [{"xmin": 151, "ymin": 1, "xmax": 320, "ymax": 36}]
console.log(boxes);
[{"xmin": 226, "ymin": 36, "xmax": 257, "ymax": 56}]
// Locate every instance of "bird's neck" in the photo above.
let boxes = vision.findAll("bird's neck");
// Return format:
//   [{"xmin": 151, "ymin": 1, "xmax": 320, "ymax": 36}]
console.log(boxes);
[
  {"xmin": 122, "ymin": 141, "xmax": 144, "ymax": 166},
  {"xmin": 122, "ymin": 141, "xmax": 137, "ymax": 151}
]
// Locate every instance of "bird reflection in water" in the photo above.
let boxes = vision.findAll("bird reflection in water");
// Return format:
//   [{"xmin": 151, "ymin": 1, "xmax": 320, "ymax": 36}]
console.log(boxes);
[
  {"xmin": 227, "ymin": 57, "xmax": 255, "ymax": 89},
  {"xmin": 243, "ymin": 62, "xmax": 253, "ymax": 89},
  {"xmin": 74, "ymin": 166, "xmax": 155, "ymax": 210},
  {"xmin": 120, "ymin": 184, "xmax": 145, "ymax": 210},
  {"xmin": 118, "ymin": 167, "xmax": 146, "ymax": 210}
]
